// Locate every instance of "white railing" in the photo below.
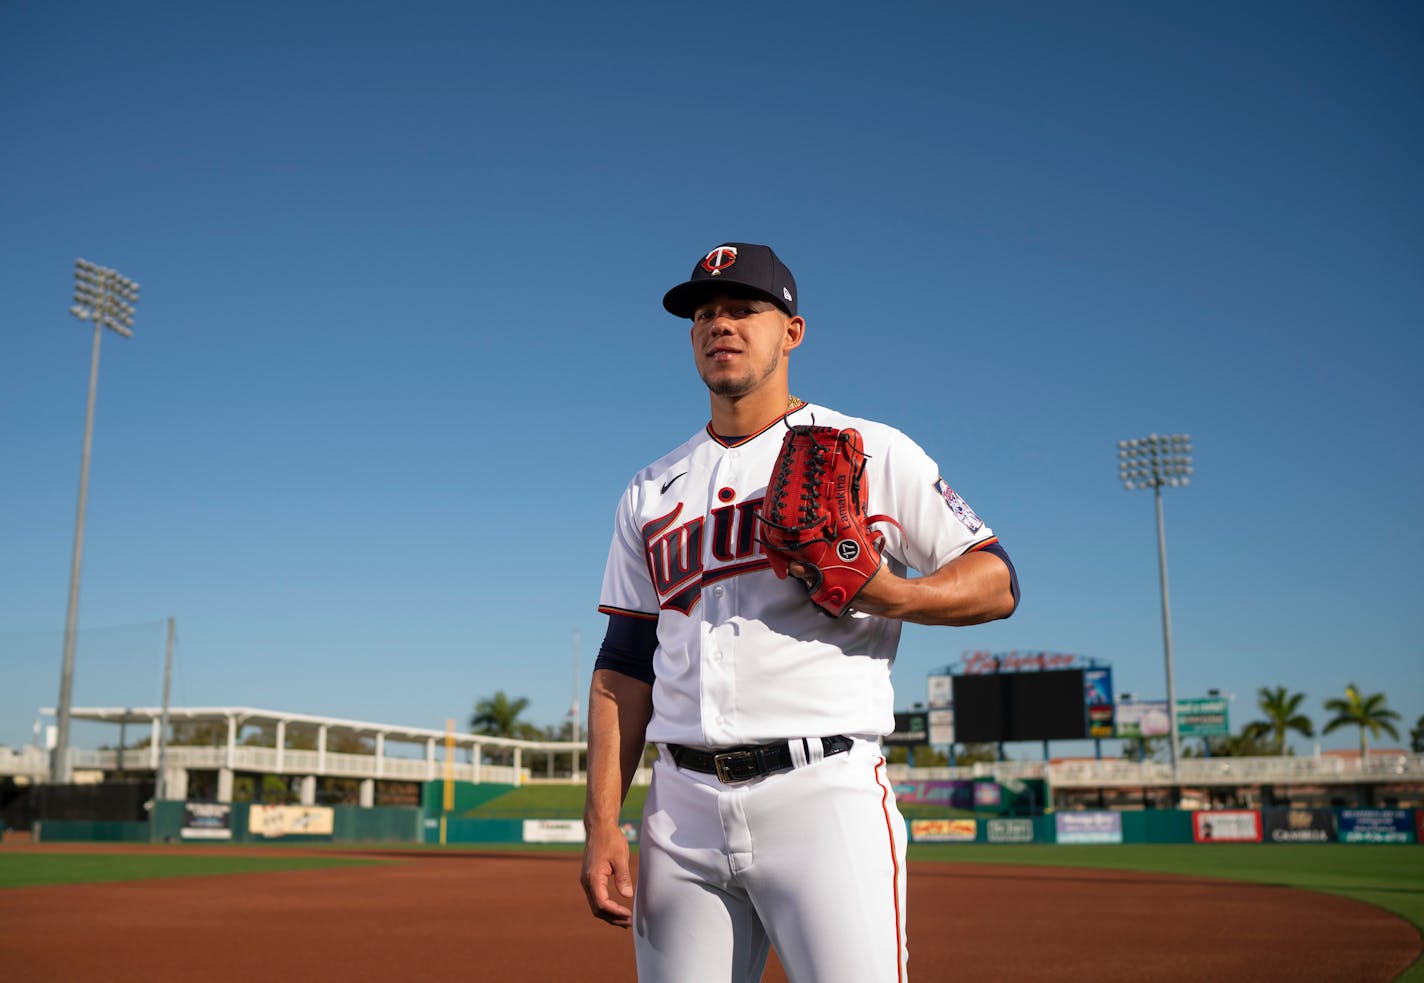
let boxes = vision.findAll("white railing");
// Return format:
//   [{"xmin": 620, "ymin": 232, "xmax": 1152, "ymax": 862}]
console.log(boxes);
[{"xmin": 9, "ymin": 740, "xmax": 1419, "ymax": 792}]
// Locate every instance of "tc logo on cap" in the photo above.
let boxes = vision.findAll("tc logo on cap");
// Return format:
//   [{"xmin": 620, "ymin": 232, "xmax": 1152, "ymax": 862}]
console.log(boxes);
[{"xmin": 701, "ymin": 245, "xmax": 738, "ymax": 275}]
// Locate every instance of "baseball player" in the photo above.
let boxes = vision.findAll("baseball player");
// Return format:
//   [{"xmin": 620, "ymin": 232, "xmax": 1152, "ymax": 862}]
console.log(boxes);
[{"xmin": 580, "ymin": 242, "xmax": 1019, "ymax": 982}]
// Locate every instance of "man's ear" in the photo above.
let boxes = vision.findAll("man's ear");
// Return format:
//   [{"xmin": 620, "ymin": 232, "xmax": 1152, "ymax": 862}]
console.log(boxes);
[{"xmin": 783, "ymin": 316, "xmax": 806, "ymax": 354}]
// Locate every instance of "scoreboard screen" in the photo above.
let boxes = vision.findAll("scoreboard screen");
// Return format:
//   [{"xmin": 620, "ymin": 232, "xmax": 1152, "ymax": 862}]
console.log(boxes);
[{"xmin": 951, "ymin": 669, "xmax": 1089, "ymax": 743}]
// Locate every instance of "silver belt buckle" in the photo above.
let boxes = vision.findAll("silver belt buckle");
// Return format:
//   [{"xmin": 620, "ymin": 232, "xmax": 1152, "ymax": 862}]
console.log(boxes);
[{"xmin": 713, "ymin": 749, "xmax": 760, "ymax": 784}]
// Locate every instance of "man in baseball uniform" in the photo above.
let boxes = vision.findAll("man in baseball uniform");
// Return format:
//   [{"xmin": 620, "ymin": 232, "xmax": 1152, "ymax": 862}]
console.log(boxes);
[{"xmin": 580, "ymin": 242, "xmax": 1019, "ymax": 982}]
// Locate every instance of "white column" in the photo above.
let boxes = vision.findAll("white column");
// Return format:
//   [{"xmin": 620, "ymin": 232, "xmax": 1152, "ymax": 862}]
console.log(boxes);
[
  {"xmin": 149, "ymin": 719, "xmax": 160, "ymax": 768},
  {"xmin": 225, "ymin": 716, "xmax": 237, "ymax": 770},
  {"xmin": 359, "ymin": 778, "xmax": 374, "ymax": 808},
  {"xmin": 299, "ymin": 775, "xmax": 316, "ymax": 805},
  {"xmin": 473, "ymin": 742, "xmax": 482, "ymax": 785},
  {"xmin": 276, "ymin": 720, "xmax": 286, "ymax": 773},
  {"xmin": 161, "ymin": 767, "xmax": 189, "ymax": 801},
  {"xmin": 217, "ymin": 768, "xmax": 234, "ymax": 803},
  {"xmin": 375, "ymin": 733, "xmax": 385, "ymax": 778},
  {"xmin": 317, "ymin": 725, "xmax": 328, "ymax": 774},
  {"xmin": 513, "ymin": 747, "xmax": 522, "ymax": 786},
  {"xmin": 426, "ymin": 737, "xmax": 436, "ymax": 780}
]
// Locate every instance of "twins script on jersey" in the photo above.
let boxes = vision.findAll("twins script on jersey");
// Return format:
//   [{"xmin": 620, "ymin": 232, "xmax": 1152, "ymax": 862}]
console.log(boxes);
[{"xmin": 599, "ymin": 402, "xmax": 997, "ymax": 750}]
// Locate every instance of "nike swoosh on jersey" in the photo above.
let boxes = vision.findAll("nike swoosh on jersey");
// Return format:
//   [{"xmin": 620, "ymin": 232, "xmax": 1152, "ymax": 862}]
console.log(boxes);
[{"xmin": 661, "ymin": 472, "xmax": 688, "ymax": 495}]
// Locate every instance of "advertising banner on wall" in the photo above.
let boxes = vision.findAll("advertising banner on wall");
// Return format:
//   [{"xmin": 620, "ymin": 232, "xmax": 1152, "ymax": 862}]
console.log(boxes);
[
  {"xmin": 1192, "ymin": 810, "xmax": 1261, "ymax": 843},
  {"xmin": 987, "ymin": 818, "xmax": 1035, "ymax": 843},
  {"xmin": 522, "ymin": 819, "xmax": 585, "ymax": 843},
  {"xmin": 181, "ymin": 802, "xmax": 233, "ymax": 840},
  {"xmin": 248, "ymin": 805, "xmax": 334, "ymax": 838},
  {"xmin": 1055, "ymin": 811, "xmax": 1123, "ymax": 844},
  {"xmin": 1339, "ymin": 809, "xmax": 1414, "ymax": 844},
  {"xmin": 1263, "ymin": 808, "xmax": 1337, "ymax": 843},
  {"xmin": 910, "ymin": 819, "xmax": 977, "ymax": 843}
]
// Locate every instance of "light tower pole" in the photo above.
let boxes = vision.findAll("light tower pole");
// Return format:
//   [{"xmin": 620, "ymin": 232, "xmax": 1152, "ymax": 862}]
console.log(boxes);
[
  {"xmin": 1117, "ymin": 433, "xmax": 1192, "ymax": 785},
  {"xmin": 52, "ymin": 259, "xmax": 139, "ymax": 783}
]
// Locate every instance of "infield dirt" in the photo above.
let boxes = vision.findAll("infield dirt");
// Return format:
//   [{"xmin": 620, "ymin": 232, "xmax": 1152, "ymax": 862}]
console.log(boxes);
[{"xmin": 1, "ymin": 844, "xmax": 1419, "ymax": 981}]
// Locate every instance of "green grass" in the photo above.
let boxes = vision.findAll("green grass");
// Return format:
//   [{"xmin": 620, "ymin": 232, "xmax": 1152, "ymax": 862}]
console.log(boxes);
[
  {"xmin": 0, "ymin": 853, "xmax": 380, "ymax": 889},
  {"xmin": 461, "ymin": 783, "xmax": 646, "ymax": 820},
  {"xmin": 909, "ymin": 844, "xmax": 1424, "ymax": 981}
]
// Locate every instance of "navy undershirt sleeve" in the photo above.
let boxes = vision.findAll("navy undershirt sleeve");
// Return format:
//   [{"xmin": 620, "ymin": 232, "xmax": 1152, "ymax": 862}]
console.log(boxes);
[
  {"xmin": 593, "ymin": 613, "xmax": 658, "ymax": 685},
  {"xmin": 976, "ymin": 541, "xmax": 1021, "ymax": 613}
]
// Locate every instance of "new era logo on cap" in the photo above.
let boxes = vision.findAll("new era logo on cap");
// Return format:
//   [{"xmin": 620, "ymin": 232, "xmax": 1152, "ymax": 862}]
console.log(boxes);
[{"xmin": 663, "ymin": 242, "xmax": 798, "ymax": 318}]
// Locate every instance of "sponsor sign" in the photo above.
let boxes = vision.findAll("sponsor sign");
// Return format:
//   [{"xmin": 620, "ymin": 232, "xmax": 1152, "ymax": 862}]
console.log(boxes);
[
  {"xmin": 1115, "ymin": 700, "xmax": 1172, "ymax": 739},
  {"xmin": 1084, "ymin": 668, "xmax": 1114, "ymax": 738},
  {"xmin": 1176, "ymin": 697, "xmax": 1230, "ymax": 738},
  {"xmin": 927, "ymin": 708, "xmax": 955, "ymax": 746},
  {"xmin": 1263, "ymin": 808, "xmax": 1337, "ymax": 844},
  {"xmin": 927, "ymin": 674, "xmax": 953, "ymax": 708},
  {"xmin": 1115, "ymin": 698, "xmax": 1229, "ymax": 739},
  {"xmin": 1055, "ymin": 811, "xmax": 1123, "ymax": 844},
  {"xmin": 885, "ymin": 711, "xmax": 930, "ymax": 746},
  {"xmin": 911, "ymin": 819, "xmax": 977, "ymax": 843},
  {"xmin": 959, "ymin": 650, "xmax": 1081, "ymax": 674},
  {"xmin": 248, "ymin": 805, "xmax": 334, "ymax": 838},
  {"xmin": 987, "ymin": 818, "xmax": 1035, "ymax": 843},
  {"xmin": 1339, "ymin": 809, "xmax": 1414, "ymax": 844},
  {"xmin": 895, "ymin": 780, "xmax": 977, "ymax": 810},
  {"xmin": 1192, "ymin": 810, "xmax": 1261, "ymax": 843},
  {"xmin": 181, "ymin": 802, "xmax": 233, "ymax": 840},
  {"xmin": 522, "ymin": 819, "xmax": 585, "ymax": 844}
]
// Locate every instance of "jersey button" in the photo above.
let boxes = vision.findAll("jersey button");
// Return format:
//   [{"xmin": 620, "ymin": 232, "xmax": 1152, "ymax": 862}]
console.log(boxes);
[{"xmin": 713, "ymin": 585, "xmax": 725, "ymax": 597}]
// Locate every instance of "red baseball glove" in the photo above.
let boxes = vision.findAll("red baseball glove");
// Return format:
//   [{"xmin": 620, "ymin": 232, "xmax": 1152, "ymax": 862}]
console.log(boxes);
[{"xmin": 757, "ymin": 424, "xmax": 901, "ymax": 617}]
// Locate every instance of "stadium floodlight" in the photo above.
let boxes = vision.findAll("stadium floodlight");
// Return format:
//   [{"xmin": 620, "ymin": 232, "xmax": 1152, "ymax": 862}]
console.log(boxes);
[
  {"xmin": 52, "ymin": 259, "xmax": 140, "ymax": 783},
  {"xmin": 1117, "ymin": 433, "xmax": 1193, "ymax": 787}
]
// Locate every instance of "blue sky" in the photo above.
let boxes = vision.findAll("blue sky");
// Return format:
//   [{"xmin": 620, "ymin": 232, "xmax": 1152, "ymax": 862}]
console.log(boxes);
[{"xmin": 3, "ymin": 2, "xmax": 1420, "ymax": 758}]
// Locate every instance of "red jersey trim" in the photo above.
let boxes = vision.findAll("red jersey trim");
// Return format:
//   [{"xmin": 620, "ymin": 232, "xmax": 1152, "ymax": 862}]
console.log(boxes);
[
  {"xmin": 704, "ymin": 399, "xmax": 809, "ymax": 448},
  {"xmin": 968, "ymin": 536, "xmax": 1000, "ymax": 552},
  {"xmin": 596, "ymin": 605, "xmax": 658, "ymax": 621}
]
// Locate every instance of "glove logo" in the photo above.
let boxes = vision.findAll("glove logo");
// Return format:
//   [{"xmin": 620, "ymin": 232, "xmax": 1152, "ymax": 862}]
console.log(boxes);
[
  {"xmin": 701, "ymin": 245, "xmax": 738, "ymax": 274},
  {"xmin": 836, "ymin": 539, "xmax": 860, "ymax": 562}
]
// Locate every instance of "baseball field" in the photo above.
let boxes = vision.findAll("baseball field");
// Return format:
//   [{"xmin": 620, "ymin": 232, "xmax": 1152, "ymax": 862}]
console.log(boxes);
[{"xmin": 1, "ymin": 840, "xmax": 1419, "ymax": 981}]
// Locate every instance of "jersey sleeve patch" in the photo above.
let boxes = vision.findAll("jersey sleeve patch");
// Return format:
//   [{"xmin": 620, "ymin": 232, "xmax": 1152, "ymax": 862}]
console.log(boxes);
[{"xmin": 934, "ymin": 477, "xmax": 983, "ymax": 532}]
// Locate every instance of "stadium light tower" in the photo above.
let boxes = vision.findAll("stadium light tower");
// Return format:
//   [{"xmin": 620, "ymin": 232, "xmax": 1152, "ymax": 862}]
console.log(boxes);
[
  {"xmin": 52, "ymin": 259, "xmax": 139, "ymax": 783},
  {"xmin": 1117, "ymin": 433, "xmax": 1192, "ymax": 786}
]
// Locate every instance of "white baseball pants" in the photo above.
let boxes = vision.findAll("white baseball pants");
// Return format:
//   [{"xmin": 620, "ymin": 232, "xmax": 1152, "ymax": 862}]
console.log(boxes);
[{"xmin": 633, "ymin": 738, "xmax": 909, "ymax": 983}]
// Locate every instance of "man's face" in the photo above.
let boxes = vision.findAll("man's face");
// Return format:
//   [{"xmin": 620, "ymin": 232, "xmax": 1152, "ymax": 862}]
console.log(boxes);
[{"xmin": 690, "ymin": 292, "xmax": 800, "ymax": 398}]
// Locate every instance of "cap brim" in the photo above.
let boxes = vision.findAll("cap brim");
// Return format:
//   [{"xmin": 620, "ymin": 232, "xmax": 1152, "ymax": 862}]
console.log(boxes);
[{"xmin": 662, "ymin": 279, "xmax": 787, "ymax": 319}]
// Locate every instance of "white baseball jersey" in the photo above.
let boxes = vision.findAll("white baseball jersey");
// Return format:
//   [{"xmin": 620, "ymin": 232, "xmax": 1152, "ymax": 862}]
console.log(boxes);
[{"xmin": 598, "ymin": 400, "xmax": 997, "ymax": 748}]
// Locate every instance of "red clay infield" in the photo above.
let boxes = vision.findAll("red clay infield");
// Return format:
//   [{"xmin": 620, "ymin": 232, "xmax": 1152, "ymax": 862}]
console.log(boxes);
[{"xmin": 1, "ymin": 845, "xmax": 1419, "ymax": 981}]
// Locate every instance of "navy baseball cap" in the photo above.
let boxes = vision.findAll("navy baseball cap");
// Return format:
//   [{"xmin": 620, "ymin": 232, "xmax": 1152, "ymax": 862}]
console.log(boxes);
[{"xmin": 662, "ymin": 242, "xmax": 798, "ymax": 318}]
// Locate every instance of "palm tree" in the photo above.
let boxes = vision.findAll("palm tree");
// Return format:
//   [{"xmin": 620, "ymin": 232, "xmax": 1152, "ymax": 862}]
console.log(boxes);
[
  {"xmin": 470, "ymin": 691, "xmax": 541, "ymax": 765},
  {"xmin": 1410, "ymin": 714, "xmax": 1424, "ymax": 754},
  {"xmin": 1321, "ymin": 683, "xmax": 1401, "ymax": 758},
  {"xmin": 470, "ymin": 690, "xmax": 539, "ymax": 737},
  {"xmin": 1242, "ymin": 686, "xmax": 1313, "ymax": 755}
]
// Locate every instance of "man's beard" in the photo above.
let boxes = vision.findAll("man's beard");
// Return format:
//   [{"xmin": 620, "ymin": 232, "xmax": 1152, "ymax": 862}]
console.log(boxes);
[{"xmin": 699, "ymin": 353, "xmax": 779, "ymax": 399}]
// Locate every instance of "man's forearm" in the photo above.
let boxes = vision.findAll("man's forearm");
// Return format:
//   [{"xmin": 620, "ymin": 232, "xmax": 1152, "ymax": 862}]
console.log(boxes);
[
  {"xmin": 855, "ymin": 549, "xmax": 1016, "ymax": 626},
  {"xmin": 583, "ymin": 668, "xmax": 654, "ymax": 828}
]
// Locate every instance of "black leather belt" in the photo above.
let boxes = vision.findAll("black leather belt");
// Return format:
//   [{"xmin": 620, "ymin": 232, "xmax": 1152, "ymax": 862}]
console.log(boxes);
[{"xmin": 669, "ymin": 736, "xmax": 854, "ymax": 784}]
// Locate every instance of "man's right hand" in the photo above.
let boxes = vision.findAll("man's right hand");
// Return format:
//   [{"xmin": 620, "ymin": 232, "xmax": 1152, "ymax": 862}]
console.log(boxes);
[{"xmin": 580, "ymin": 823, "xmax": 635, "ymax": 928}]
